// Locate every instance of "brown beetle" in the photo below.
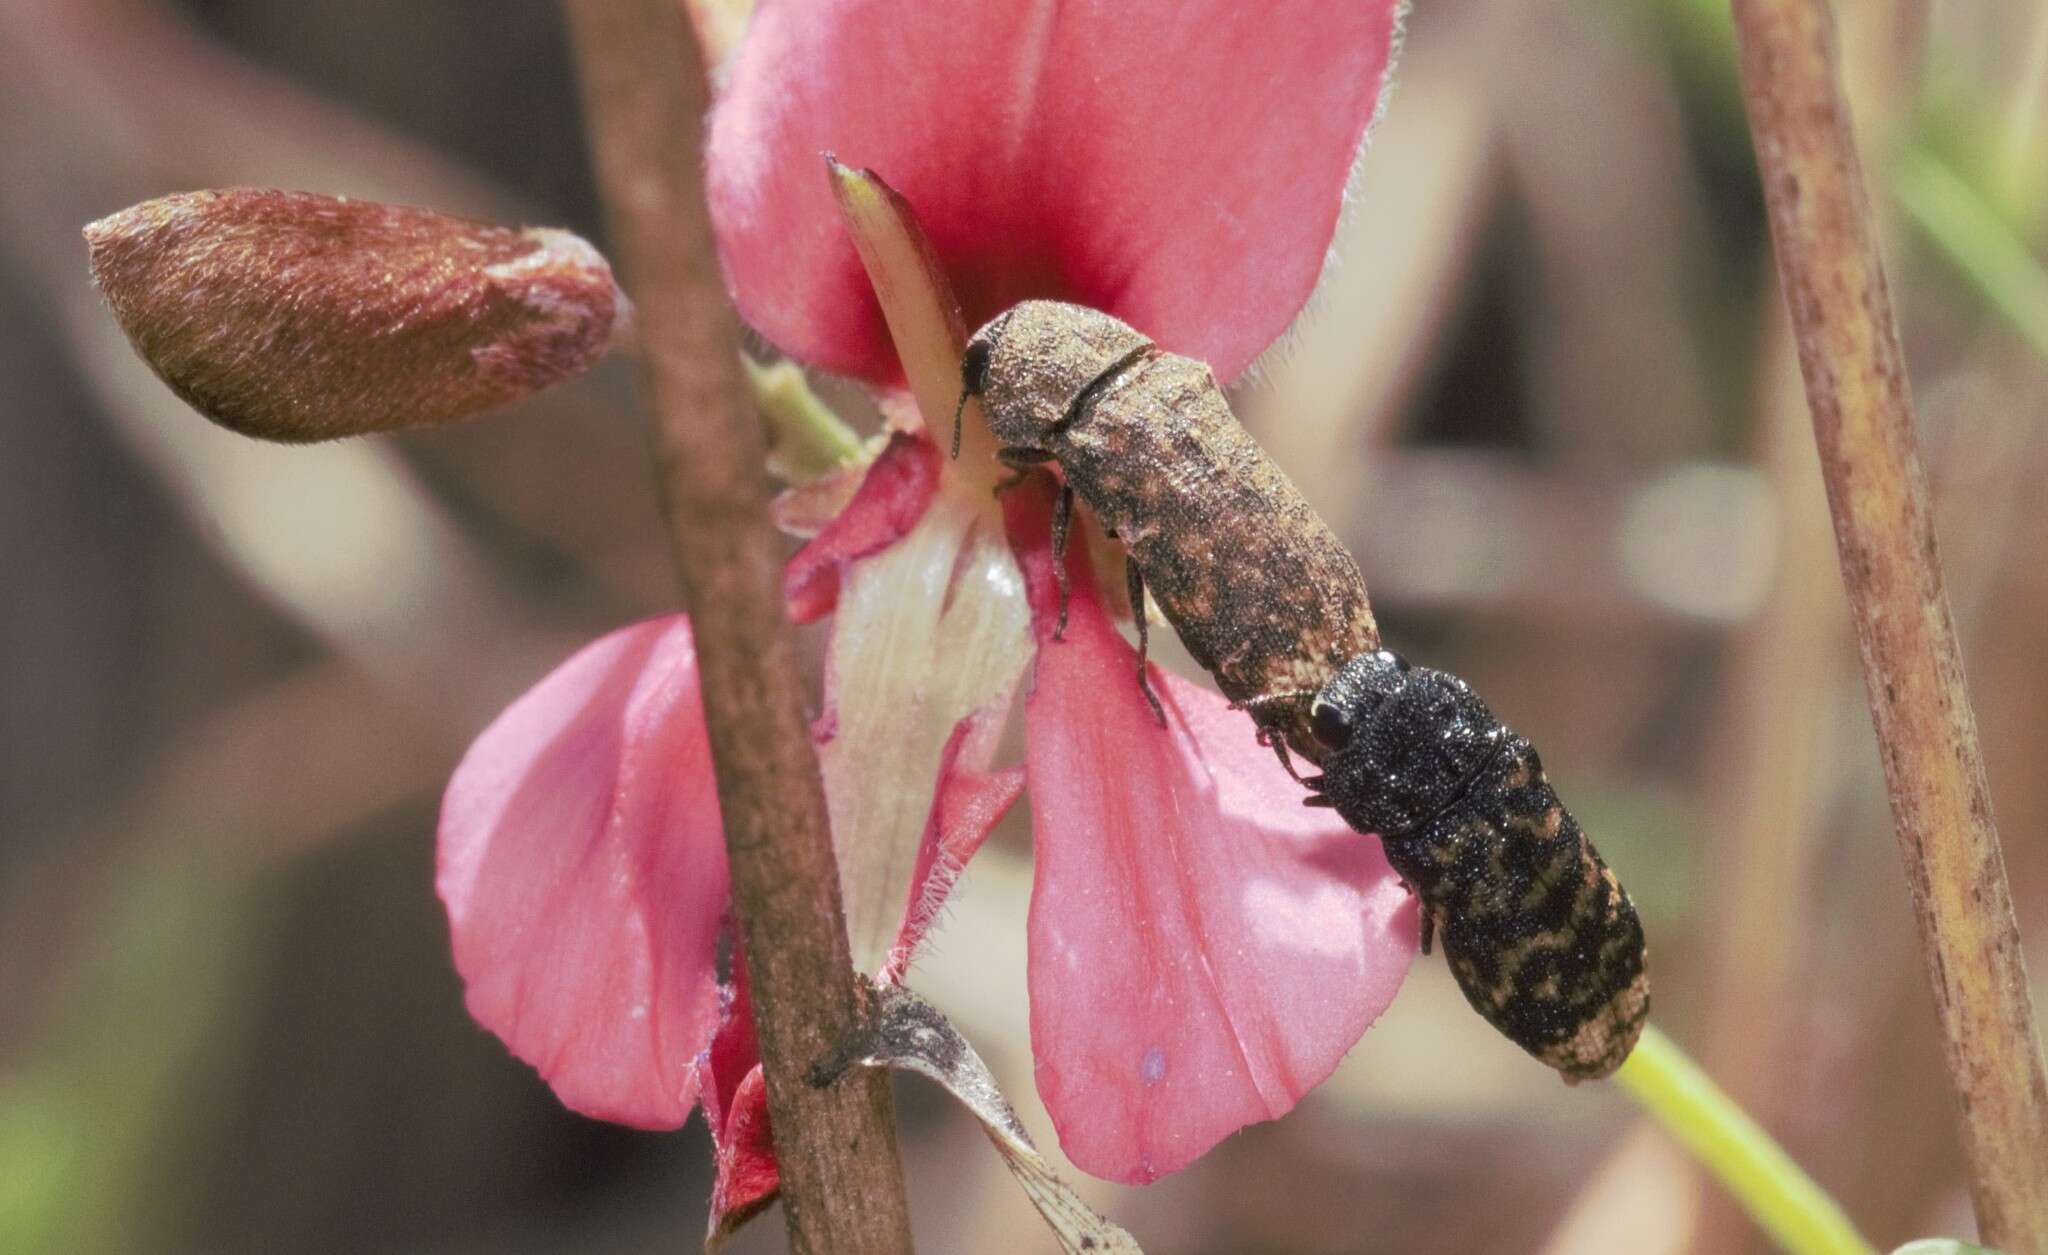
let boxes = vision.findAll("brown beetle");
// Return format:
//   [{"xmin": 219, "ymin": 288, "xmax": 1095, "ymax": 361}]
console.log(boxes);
[
  {"xmin": 959, "ymin": 301, "xmax": 1648, "ymax": 1079},
  {"xmin": 960, "ymin": 300, "xmax": 1380, "ymax": 759}
]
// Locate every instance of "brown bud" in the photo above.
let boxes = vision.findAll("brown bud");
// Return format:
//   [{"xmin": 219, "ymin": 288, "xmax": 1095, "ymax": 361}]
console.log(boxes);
[{"xmin": 84, "ymin": 188, "xmax": 621, "ymax": 442}]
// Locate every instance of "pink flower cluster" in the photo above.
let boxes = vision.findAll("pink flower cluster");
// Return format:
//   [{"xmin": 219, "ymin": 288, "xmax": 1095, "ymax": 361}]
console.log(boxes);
[{"xmin": 438, "ymin": 0, "xmax": 1413, "ymax": 1230}]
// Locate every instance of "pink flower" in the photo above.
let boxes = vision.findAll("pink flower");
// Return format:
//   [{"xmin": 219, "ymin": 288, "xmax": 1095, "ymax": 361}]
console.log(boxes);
[
  {"xmin": 438, "ymin": 0, "xmax": 1414, "ymax": 1223},
  {"xmin": 709, "ymin": 0, "xmax": 1407, "ymax": 387}
]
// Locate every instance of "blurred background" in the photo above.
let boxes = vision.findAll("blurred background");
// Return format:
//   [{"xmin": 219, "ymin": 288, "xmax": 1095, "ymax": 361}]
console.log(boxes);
[{"xmin": 4, "ymin": 0, "xmax": 2046, "ymax": 1251}]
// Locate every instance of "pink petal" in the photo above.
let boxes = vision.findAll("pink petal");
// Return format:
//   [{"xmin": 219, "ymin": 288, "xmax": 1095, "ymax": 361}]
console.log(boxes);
[
  {"xmin": 815, "ymin": 485, "xmax": 1031, "ymax": 975},
  {"xmin": 699, "ymin": 955, "xmax": 781, "ymax": 1244},
  {"xmin": 783, "ymin": 432, "xmax": 941, "ymax": 624},
  {"xmin": 769, "ymin": 455, "xmax": 872, "ymax": 540},
  {"xmin": 881, "ymin": 710, "xmax": 1027, "ymax": 984},
  {"xmin": 699, "ymin": 949, "xmax": 759, "ymax": 1137},
  {"xmin": 437, "ymin": 616, "xmax": 728, "ymax": 1129},
  {"xmin": 1001, "ymin": 478, "xmax": 1418, "ymax": 1183},
  {"xmin": 707, "ymin": 1067, "xmax": 779, "ymax": 1242},
  {"xmin": 707, "ymin": 0, "xmax": 1405, "ymax": 384}
]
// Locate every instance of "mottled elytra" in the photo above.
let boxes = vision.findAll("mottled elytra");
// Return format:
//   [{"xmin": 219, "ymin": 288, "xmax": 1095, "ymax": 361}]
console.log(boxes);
[
  {"xmin": 960, "ymin": 300, "xmax": 1649, "ymax": 1079},
  {"xmin": 1308, "ymin": 651, "xmax": 1648, "ymax": 1078}
]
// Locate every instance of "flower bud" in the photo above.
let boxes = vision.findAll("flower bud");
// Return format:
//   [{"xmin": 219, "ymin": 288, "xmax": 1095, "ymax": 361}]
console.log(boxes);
[{"xmin": 85, "ymin": 188, "xmax": 622, "ymax": 442}]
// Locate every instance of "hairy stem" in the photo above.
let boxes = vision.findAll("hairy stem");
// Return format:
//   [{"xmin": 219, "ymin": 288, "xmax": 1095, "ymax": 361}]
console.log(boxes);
[
  {"xmin": 1616, "ymin": 1026, "xmax": 1873, "ymax": 1255},
  {"xmin": 1729, "ymin": 0, "xmax": 2048, "ymax": 1247},
  {"xmin": 557, "ymin": 3, "xmax": 915, "ymax": 1251}
]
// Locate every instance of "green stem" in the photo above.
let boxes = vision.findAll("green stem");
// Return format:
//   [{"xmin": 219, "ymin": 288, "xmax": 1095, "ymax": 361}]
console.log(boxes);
[
  {"xmin": 1615, "ymin": 1025, "xmax": 1875, "ymax": 1255},
  {"xmin": 744, "ymin": 355, "xmax": 866, "ymax": 483},
  {"xmin": 1891, "ymin": 147, "xmax": 2048, "ymax": 366}
]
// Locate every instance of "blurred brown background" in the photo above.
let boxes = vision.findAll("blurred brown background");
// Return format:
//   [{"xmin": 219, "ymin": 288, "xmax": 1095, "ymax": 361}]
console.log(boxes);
[{"xmin": 4, "ymin": 0, "xmax": 2046, "ymax": 1251}]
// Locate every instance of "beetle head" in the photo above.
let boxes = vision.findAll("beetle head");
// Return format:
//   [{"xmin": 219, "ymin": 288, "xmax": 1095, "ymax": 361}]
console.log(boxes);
[{"xmin": 1308, "ymin": 649, "xmax": 1504, "ymax": 837}]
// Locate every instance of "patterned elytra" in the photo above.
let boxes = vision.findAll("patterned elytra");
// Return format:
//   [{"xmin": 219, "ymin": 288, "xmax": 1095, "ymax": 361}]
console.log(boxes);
[
  {"xmin": 1310, "ymin": 652, "xmax": 1648, "ymax": 1078},
  {"xmin": 962, "ymin": 301, "xmax": 1649, "ymax": 1079}
]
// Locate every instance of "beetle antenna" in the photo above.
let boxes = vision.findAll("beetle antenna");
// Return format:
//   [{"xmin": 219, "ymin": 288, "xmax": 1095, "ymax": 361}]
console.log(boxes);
[{"xmin": 951, "ymin": 386, "xmax": 968, "ymax": 459}]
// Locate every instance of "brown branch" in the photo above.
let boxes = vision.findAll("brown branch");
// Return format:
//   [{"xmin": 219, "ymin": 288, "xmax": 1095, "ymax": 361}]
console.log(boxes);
[
  {"xmin": 556, "ymin": 3, "xmax": 915, "ymax": 1252},
  {"xmin": 1730, "ymin": 1, "xmax": 2048, "ymax": 1248}
]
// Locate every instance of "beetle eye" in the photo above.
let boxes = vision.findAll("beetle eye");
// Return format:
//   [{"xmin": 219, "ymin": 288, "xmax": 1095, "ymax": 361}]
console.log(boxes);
[
  {"xmin": 1310, "ymin": 700, "xmax": 1356, "ymax": 751},
  {"xmin": 961, "ymin": 339, "xmax": 993, "ymax": 394}
]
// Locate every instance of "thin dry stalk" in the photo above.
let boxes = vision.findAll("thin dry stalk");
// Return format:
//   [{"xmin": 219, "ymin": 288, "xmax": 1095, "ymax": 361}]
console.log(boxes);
[
  {"xmin": 1730, "ymin": 0, "xmax": 2048, "ymax": 1247},
  {"xmin": 556, "ymin": 2, "xmax": 915, "ymax": 1251}
]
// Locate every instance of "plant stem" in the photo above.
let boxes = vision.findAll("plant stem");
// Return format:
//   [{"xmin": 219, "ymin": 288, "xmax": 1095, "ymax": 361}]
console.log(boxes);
[
  {"xmin": 1616, "ymin": 1026, "xmax": 1873, "ymax": 1255},
  {"xmin": 745, "ymin": 356, "xmax": 866, "ymax": 484},
  {"xmin": 1729, "ymin": 0, "xmax": 2048, "ymax": 1248},
  {"xmin": 556, "ymin": 3, "xmax": 916, "ymax": 1252}
]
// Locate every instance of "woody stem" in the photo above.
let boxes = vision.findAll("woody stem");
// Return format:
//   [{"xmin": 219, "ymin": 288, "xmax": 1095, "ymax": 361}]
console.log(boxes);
[
  {"xmin": 557, "ymin": 3, "xmax": 916, "ymax": 1252},
  {"xmin": 1729, "ymin": 0, "xmax": 2048, "ymax": 1247}
]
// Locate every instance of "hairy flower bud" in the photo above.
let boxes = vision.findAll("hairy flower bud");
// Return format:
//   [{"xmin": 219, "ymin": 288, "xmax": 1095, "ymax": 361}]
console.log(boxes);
[{"xmin": 85, "ymin": 188, "xmax": 622, "ymax": 442}]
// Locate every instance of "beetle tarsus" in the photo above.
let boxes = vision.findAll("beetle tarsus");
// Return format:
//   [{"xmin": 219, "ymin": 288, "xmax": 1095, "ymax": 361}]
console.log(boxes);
[
  {"xmin": 1051, "ymin": 484, "xmax": 1074, "ymax": 640},
  {"xmin": 1125, "ymin": 558, "xmax": 1166, "ymax": 727}
]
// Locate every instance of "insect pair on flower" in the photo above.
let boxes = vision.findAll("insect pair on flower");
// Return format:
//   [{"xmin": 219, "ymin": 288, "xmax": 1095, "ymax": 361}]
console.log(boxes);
[
  {"xmin": 86, "ymin": 0, "xmax": 1644, "ymax": 1243},
  {"xmin": 424, "ymin": 7, "xmax": 1431, "ymax": 1233},
  {"xmin": 964, "ymin": 300, "xmax": 1648, "ymax": 1082}
]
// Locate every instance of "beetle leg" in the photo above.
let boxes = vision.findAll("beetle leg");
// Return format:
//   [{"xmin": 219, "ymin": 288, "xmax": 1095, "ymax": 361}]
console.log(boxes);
[
  {"xmin": 1050, "ymin": 484, "xmax": 1074, "ymax": 640},
  {"xmin": 1265, "ymin": 733, "xmax": 1308, "ymax": 784},
  {"xmin": 1419, "ymin": 905, "xmax": 1437, "ymax": 957},
  {"xmin": 951, "ymin": 386, "xmax": 970, "ymax": 459},
  {"xmin": 1237, "ymin": 689, "xmax": 1317, "ymax": 718},
  {"xmin": 992, "ymin": 450, "xmax": 1081, "ymax": 645},
  {"xmin": 1126, "ymin": 559, "xmax": 1166, "ymax": 727},
  {"xmin": 993, "ymin": 445, "xmax": 1056, "ymax": 494},
  {"xmin": 1236, "ymin": 689, "xmax": 1318, "ymax": 776}
]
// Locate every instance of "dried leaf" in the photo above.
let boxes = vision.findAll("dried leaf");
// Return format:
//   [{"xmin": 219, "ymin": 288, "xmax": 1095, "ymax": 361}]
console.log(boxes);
[{"xmin": 820, "ymin": 982, "xmax": 1142, "ymax": 1255}]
